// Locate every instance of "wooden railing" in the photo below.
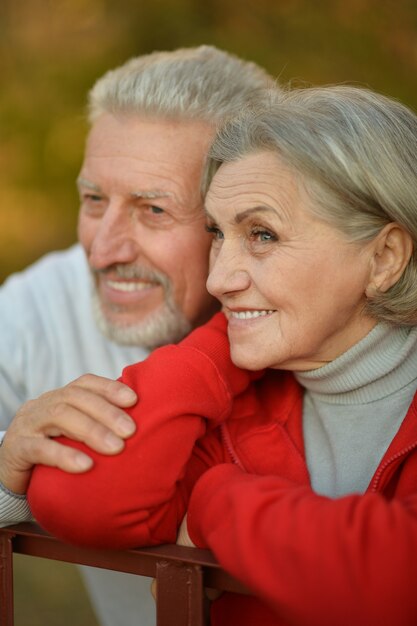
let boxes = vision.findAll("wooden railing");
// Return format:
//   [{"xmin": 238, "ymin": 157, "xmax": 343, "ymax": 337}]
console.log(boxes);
[{"xmin": 0, "ymin": 522, "xmax": 248, "ymax": 626}]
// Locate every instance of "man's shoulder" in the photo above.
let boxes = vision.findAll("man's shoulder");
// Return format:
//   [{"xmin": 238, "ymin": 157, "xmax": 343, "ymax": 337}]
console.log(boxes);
[
  {"xmin": 6, "ymin": 243, "xmax": 86, "ymax": 284},
  {"xmin": 1, "ymin": 244, "xmax": 88, "ymax": 299},
  {"xmin": 0, "ymin": 244, "xmax": 91, "ymax": 331}
]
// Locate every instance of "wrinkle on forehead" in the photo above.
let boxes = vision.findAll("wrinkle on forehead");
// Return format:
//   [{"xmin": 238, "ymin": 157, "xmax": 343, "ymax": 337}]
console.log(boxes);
[{"xmin": 205, "ymin": 153, "xmax": 314, "ymax": 228}]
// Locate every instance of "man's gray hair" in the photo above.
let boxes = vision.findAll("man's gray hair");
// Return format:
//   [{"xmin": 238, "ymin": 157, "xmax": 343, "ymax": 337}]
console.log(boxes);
[
  {"xmin": 88, "ymin": 45, "xmax": 274, "ymax": 124},
  {"xmin": 207, "ymin": 85, "xmax": 417, "ymax": 326}
]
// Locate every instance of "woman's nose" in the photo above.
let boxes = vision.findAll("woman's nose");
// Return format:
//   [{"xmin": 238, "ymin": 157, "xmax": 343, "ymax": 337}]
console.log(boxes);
[{"xmin": 207, "ymin": 244, "xmax": 251, "ymax": 298}]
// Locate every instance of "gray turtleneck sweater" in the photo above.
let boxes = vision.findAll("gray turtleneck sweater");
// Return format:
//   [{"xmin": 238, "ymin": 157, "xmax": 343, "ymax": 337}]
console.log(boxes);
[{"xmin": 295, "ymin": 323, "xmax": 417, "ymax": 498}]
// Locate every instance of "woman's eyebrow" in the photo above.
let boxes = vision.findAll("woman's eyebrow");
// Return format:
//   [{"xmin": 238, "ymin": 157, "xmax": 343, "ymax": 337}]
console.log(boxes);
[
  {"xmin": 204, "ymin": 205, "xmax": 282, "ymax": 224},
  {"xmin": 234, "ymin": 206, "xmax": 280, "ymax": 224}
]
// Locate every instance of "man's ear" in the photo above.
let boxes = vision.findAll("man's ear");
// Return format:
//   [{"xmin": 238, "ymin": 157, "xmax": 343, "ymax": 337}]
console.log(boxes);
[{"xmin": 366, "ymin": 223, "xmax": 413, "ymax": 297}]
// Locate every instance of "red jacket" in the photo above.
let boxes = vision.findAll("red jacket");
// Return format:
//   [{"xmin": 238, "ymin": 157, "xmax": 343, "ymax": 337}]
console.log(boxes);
[{"xmin": 28, "ymin": 313, "xmax": 417, "ymax": 626}]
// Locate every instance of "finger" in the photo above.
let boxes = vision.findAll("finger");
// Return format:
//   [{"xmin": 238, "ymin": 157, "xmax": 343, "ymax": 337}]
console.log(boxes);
[
  {"xmin": 205, "ymin": 588, "xmax": 222, "ymax": 601},
  {"xmin": 69, "ymin": 374, "xmax": 137, "ymax": 407},
  {"xmin": 150, "ymin": 579, "xmax": 157, "ymax": 601},
  {"xmin": 176, "ymin": 514, "xmax": 196, "ymax": 548},
  {"xmin": 0, "ymin": 435, "xmax": 94, "ymax": 494},
  {"xmin": 20, "ymin": 436, "xmax": 93, "ymax": 473},
  {"xmin": 45, "ymin": 405, "xmax": 129, "ymax": 454},
  {"xmin": 46, "ymin": 386, "xmax": 136, "ymax": 439}
]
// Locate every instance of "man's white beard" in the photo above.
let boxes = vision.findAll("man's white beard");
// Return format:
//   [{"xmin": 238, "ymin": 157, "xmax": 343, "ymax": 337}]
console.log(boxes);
[{"xmin": 90, "ymin": 268, "xmax": 192, "ymax": 349}]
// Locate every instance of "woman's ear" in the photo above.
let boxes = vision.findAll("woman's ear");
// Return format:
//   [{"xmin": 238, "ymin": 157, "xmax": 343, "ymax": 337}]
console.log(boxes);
[{"xmin": 366, "ymin": 223, "xmax": 413, "ymax": 297}]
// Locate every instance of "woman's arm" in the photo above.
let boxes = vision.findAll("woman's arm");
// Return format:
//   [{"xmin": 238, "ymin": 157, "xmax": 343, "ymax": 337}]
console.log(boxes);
[
  {"xmin": 188, "ymin": 463, "xmax": 417, "ymax": 626},
  {"xmin": 27, "ymin": 313, "xmax": 256, "ymax": 548}
]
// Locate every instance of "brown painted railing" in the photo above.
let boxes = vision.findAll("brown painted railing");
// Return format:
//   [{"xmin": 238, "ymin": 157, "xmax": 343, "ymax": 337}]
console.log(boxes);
[{"xmin": 0, "ymin": 522, "xmax": 248, "ymax": 626}]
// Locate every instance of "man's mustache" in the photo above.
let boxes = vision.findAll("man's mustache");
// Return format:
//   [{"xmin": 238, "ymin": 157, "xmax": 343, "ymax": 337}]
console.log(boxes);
[{"xmin": 92, "ymin": 264, "xmax": 170, "ymax": 288}]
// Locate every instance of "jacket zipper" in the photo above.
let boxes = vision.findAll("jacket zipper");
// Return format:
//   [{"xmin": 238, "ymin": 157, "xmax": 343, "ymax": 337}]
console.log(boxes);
[
  {"xmin": 369, "ymin": 441, "xmax": 417, "ymax": 492},
  {"xmin": 220, "ymin": 422, "xmax": 246, "ymax": 470}
]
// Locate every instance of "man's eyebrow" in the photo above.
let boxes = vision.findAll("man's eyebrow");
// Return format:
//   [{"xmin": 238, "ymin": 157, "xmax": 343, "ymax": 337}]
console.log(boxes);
[
  {"xmin": 76, "ymin": 180, "xmax": 173, "ymax": 201},
  {"xmin": 131, "ymin": 191, "xmax": 173, "ymax": 200},
  {"xmin": 76, "ymin": 177, "xmax": 102, "ymax": 192}
]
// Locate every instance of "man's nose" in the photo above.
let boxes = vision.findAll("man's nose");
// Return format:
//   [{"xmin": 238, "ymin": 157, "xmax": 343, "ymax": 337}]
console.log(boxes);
[
  {"xmin": 88, "ymin": 204, "xmax": 140, "ymax": 270},
  {"xmin": 206, "ymin": 242, "xmax": 251, "ymax": 298}
]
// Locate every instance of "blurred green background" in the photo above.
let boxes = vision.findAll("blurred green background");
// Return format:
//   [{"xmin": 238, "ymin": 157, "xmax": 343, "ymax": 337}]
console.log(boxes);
[{"xmin": 1, "ymin": 0, "xmax": 416, "ymax": 622}]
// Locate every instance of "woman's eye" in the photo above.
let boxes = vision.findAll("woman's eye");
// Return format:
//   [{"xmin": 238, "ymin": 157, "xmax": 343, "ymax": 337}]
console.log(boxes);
[
  {"xmin": 205, "ymin": 225, "xmax": 224, "ymax": 240},
  {"xmin": 251, "ymin": 228, "xmax": 277, "ymax": 243}
]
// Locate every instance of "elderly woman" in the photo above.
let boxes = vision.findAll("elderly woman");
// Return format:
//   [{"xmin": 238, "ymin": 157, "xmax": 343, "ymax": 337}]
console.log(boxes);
[{"xmin": 29, "ymin": 85, "xmax": 417, "ymax": 626}]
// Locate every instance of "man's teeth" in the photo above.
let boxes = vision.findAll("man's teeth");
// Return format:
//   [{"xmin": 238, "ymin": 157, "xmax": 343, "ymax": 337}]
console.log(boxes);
[
  {"xmin": 230, "ymin": 310, "xmax": 274, "ymax": 319},
  {"xmin": 107, "ymin": 280, "xmax": 155, "ymax": 292}
]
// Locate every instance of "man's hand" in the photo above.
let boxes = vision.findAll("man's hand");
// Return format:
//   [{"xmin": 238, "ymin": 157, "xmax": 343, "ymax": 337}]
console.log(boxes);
[{"xmin": 0, "ymin": 374, "xmax": 137, "ymax": 494}]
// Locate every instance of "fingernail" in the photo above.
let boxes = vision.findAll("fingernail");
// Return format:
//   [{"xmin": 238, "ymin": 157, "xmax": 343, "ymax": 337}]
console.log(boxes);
[
  {"xmin": 75, "ymin": 454, "xmax": 93, "ymax": 471},
  {"xmin": 116, "ymin": 416, "xmax": 136, "ymax": 437},
  {"xmin": 118, "ymin": 386, "xmax": 137, "ymax": 403},
  {"xmin": 105, "ymin": 432, "xmax": 124, "ymax": 451}
]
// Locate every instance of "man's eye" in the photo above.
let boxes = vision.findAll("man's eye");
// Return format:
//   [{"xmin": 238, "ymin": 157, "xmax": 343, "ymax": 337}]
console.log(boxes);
[
  {"xmin": 205, "ymin": 225, "xmax": 224, "ymax": 240},
  {"xmin": 150, "ymin": 206, "xmax": 164, "ymax": 214},
  {"xmin": 80, "ymin": 193, "xmax": 106, "ymax": 216},
  {"xmin": 84, "ymin": 193, "xmax": 102, "ymax": 202}
]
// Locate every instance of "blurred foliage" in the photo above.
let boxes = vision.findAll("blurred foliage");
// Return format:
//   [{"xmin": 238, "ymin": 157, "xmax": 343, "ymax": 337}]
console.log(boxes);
[{"xmin": 0, "ymin": 0, "xmax": 416, "ymax": 282}]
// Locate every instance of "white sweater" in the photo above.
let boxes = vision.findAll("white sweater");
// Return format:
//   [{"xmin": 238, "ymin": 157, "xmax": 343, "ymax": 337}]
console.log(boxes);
[{"xmin": 0, "ymin": 244, "xmax": 154, "ymax": 626}]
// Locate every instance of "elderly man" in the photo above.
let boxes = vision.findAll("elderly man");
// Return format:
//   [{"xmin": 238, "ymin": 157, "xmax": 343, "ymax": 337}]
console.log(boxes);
[{"xmin": 0, "ymin": 46, "xmax": 272, "ymax": 625}]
